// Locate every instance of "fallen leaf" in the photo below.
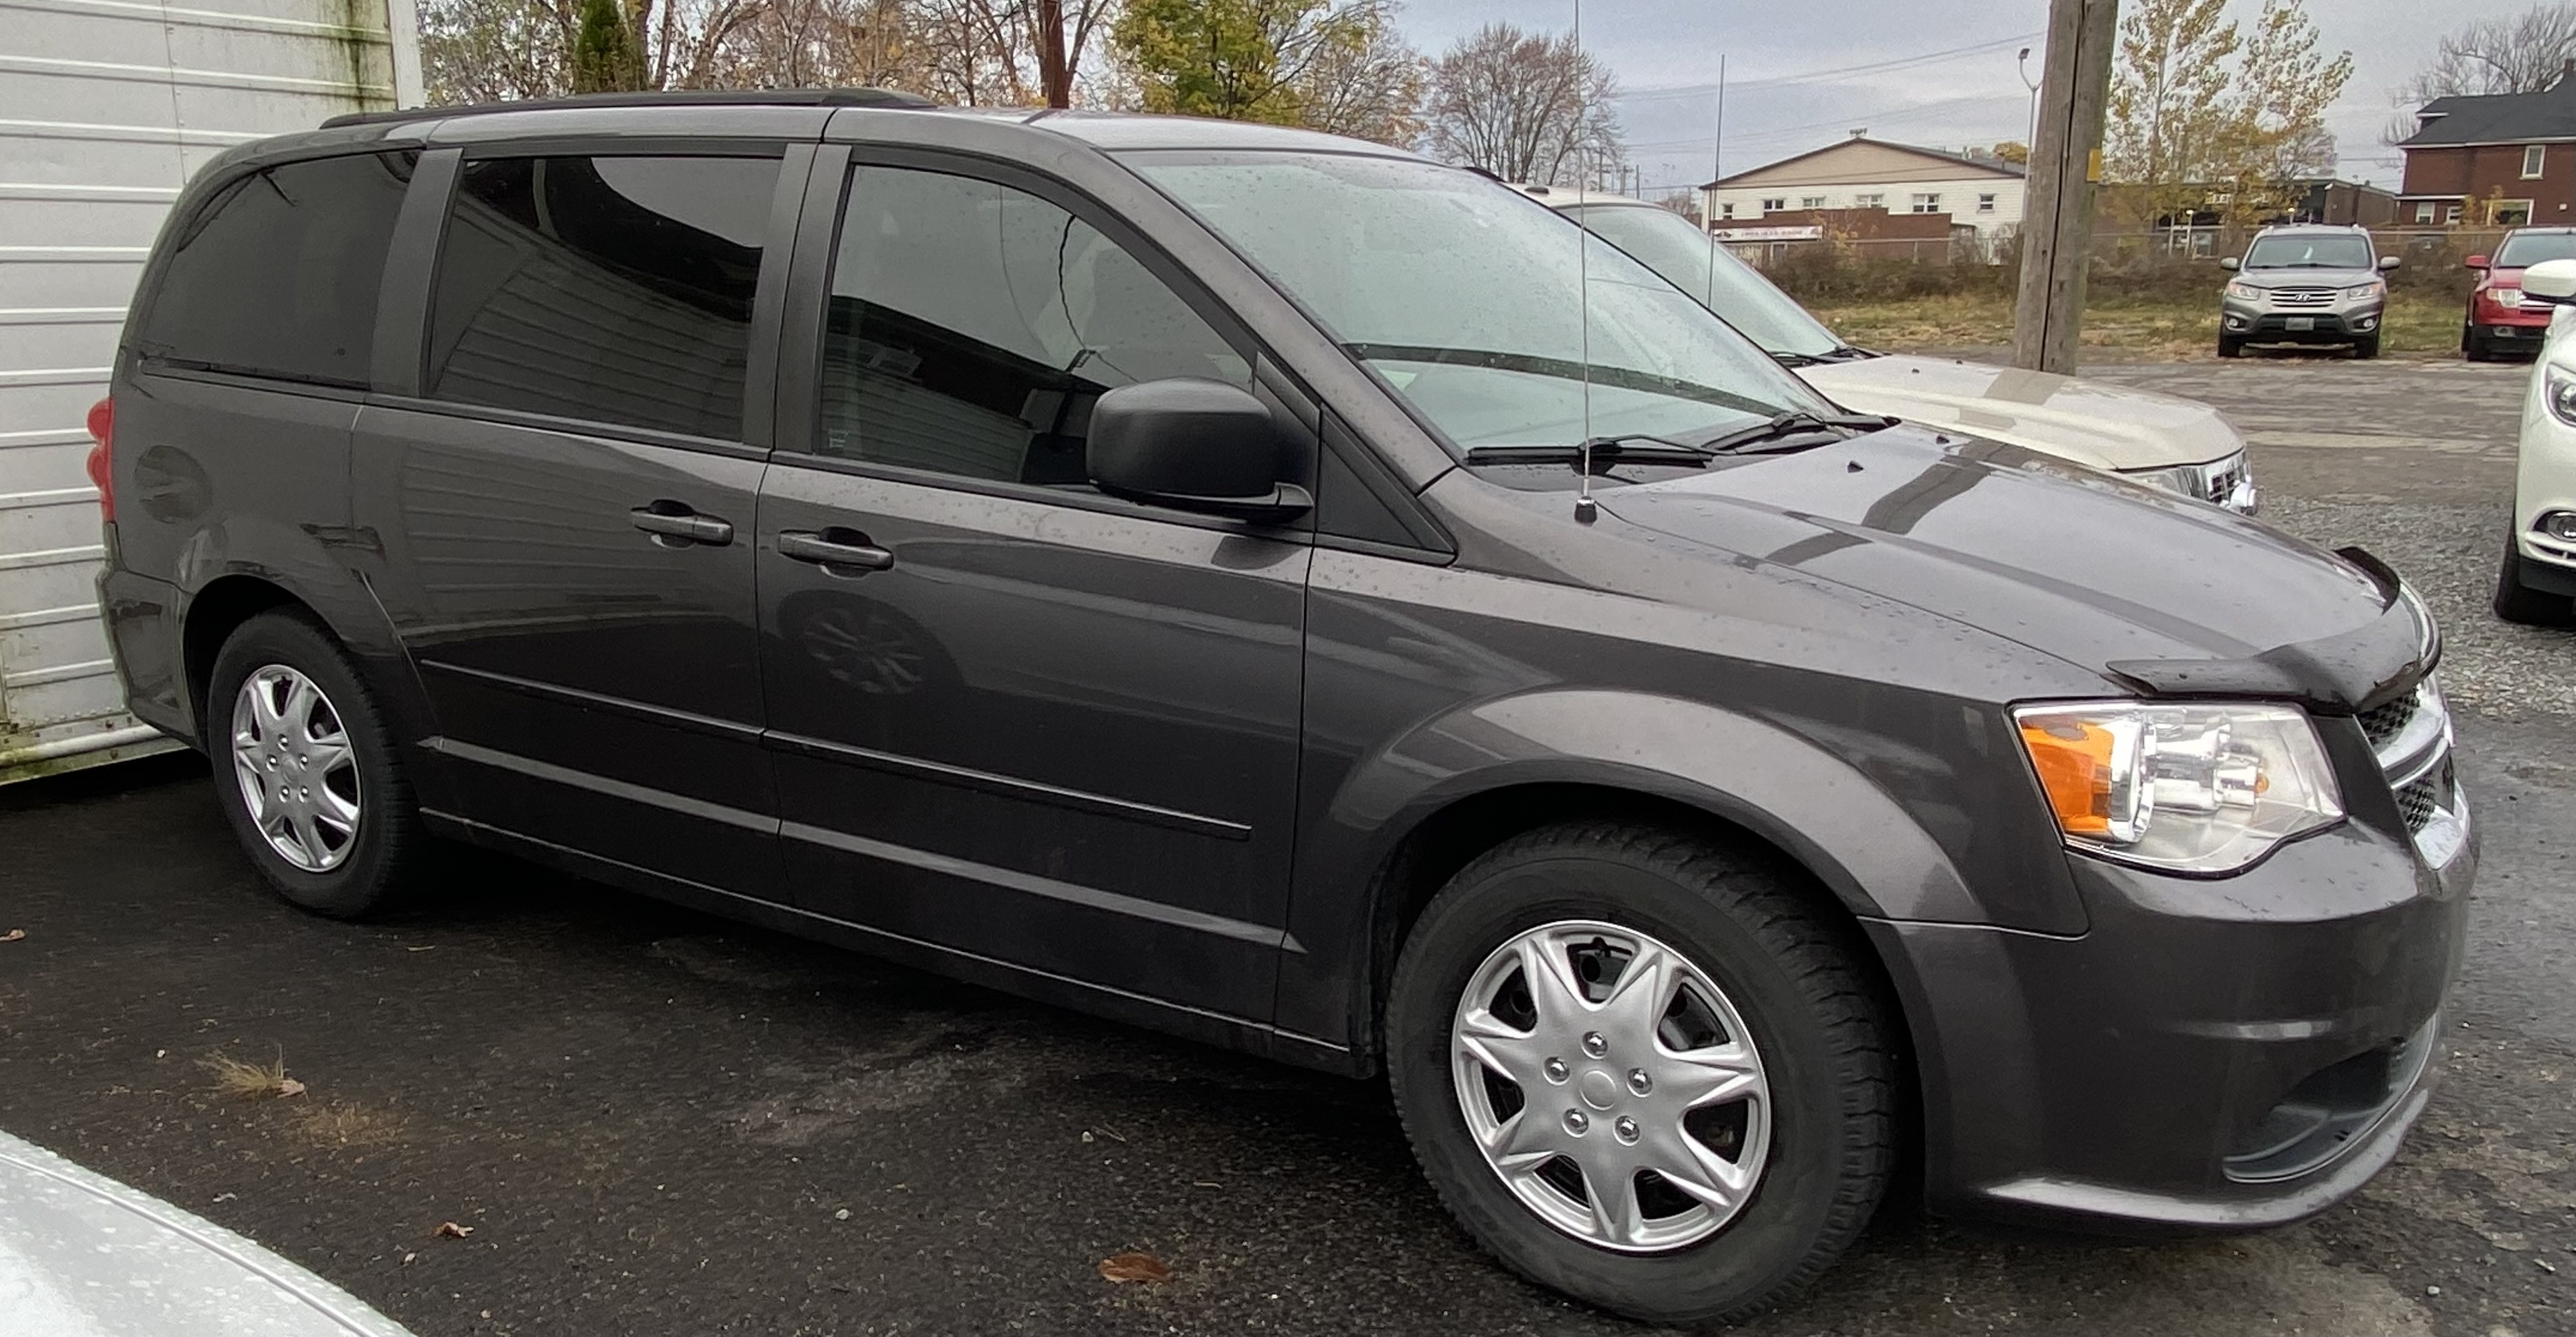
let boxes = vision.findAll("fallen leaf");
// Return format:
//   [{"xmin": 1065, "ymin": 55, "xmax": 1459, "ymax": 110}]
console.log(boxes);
[
  {"xmin": 1098, "ymin": 1251, "xmax": 1173, "ymax": 1285},
  {"xmin": 275, "ymin": 1077, "xmax": 307, "ymax": 1097},
  {"xmin": 401, "ymin": 1252, "xmax": 416, "ymax": 1266},
  {"xmin": 434, "ymin": 1221, "xmax": 474, "ymax": 1240},
  {"xmin": 0, "ymin": 929, "xmax": 23, "ymax": 943}
]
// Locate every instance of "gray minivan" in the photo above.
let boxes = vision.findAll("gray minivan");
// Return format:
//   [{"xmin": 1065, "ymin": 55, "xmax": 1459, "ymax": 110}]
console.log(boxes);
[{"xmin": 89, "ymin": 91, "xmax": 2471, "ymax": 1324}]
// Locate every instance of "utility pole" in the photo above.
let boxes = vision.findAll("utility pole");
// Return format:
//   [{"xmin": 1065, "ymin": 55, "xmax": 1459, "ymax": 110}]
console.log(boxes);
[{"xmin": 2011, "ymin": 0, "xmax": 2119, "ymax": 373}]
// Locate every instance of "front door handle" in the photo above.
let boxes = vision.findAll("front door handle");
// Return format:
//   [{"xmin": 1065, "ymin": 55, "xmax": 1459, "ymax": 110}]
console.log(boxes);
[
  {"xmin": 630, "ymin": 504, "xmax": 734, "ymax": 546},
  {"xmin": 778, "ymin": 529, "xmax": 895, "ymax": 573}
]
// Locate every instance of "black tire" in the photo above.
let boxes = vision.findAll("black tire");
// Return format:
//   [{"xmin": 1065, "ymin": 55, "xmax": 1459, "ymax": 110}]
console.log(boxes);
[
  {"xmin": 2495, "ymin": 536, "xmax": 2576, "ymax": 625},
  {"xmin": 206, "ymin": 611, "xmax": 429, "ymax": 918},
  {"xmin": 1385, "ymin": 822, "xmax": 1895, "ymax": 1325},
  {"xmin": 2216, "ymin": 335, "xmax": 2244, "ymax": 359},
  {"xmin": 2463, "ymin": 326, "xmax": 2492, "ymax": 362},
  {"xmin": 2352, "ymin": 333, "xmax": 2381, "ymax": 360}
]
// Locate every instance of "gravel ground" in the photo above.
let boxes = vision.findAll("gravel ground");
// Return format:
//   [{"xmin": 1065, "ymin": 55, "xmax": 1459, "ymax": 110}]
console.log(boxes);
[{"xmin": 1, "ymin": 355, "xmax": 2570, "ymax": 1336}]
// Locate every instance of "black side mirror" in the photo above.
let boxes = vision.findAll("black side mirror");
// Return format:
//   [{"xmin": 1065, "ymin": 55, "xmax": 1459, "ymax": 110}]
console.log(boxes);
[{"xmin": 1087, "ymin": 379, "xmax": 1311, "ymax": 523}]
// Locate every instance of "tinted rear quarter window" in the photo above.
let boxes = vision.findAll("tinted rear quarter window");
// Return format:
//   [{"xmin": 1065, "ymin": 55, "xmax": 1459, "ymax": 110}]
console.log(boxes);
[
  {"xmin": 427, "ymin": 155, "xmax": 780, "ymax": 440},
  {"xmin": 137, "ymin": 151, "xmax": 416, "ymax": 387}
]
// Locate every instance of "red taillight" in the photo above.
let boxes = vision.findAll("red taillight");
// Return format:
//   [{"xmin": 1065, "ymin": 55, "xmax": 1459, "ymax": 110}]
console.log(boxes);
[{"xmin": 84, "ymin": 397, "xmax": 114, "ymax": 523}]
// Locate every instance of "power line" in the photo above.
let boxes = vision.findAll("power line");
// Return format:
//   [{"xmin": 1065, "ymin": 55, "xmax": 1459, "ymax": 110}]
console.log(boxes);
[
  {"xmin": 1618, "ymin": 91, "xmax": 2032, "ymax": 156},
  {"xmin": 1614, "ymin": 31, "xmax": 2045, "ymax": 104}
]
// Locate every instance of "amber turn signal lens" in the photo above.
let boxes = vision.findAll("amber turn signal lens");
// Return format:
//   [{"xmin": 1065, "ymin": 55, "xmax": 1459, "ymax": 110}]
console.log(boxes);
[{"xmin": 2020, "ymin": 719, "xmax": 2115, "ymax": 836}]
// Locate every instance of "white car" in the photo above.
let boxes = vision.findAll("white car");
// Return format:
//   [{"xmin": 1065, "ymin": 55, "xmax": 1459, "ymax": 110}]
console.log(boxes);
[
  {"xmin": 1544, "ymin": 191, "xmax": 2260, "ymax": 512},
  {"xmin": 2497, "ymin": 257, "xmax": 2576, "ymax": 623},
  {"xmin": 0, "ymin": 1129, "xmax": 413, "ymax": 1336}
]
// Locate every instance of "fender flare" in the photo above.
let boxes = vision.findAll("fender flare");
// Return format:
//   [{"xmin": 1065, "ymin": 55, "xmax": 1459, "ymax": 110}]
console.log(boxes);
[{"xmin": 1277, "ymin": 687, "xmax": 2050, "ymax": 1064}]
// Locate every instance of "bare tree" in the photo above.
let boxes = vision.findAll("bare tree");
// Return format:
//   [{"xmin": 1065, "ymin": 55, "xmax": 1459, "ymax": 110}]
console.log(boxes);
[
  {"xmin": 713, "ymin": 0, "xmax": 911, "ymax": 88},
  {"xmin": 1290, "ymin": 1, "xmax": 1426, "ymax": 145},
  {"xmin": 422, "ymin": 0, "xmax": 574, "ymax": 102},
  {"xmin": 1422, "ymin": 23, "xmax": 1623, "ymax": 187},
  {"xmin": 420, "ymin": 0, "xmax": 1124, "ymax": 107},
  {"xmin": 2401, "ymin": 3, "xmax": 2576, "ymax": 101}
]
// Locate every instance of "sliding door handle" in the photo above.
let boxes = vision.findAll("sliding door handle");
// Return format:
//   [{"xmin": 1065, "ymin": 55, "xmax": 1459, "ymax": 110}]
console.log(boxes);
[
  {"xmin": 630, "ymin": 504, "xmax": 734, "ymax": 546},
  {"xmin": 778, "ymin": 530, "xmax": 895, "ymax": 572}
]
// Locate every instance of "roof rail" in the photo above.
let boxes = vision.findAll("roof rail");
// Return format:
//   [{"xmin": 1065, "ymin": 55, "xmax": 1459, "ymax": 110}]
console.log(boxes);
[{"xmin": 321, "ymin": 87, "xmax": 936, "ymax": 130}]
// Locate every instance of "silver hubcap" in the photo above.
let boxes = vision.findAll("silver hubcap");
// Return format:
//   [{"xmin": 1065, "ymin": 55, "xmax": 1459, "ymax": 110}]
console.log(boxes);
[
  {"xmin": 1451, "ymin": 919, "xmax": 1772, "ymax": 1252},
  {"xmin": 229, "ymin": 665, "xmax": 360, "ymax": 872}
]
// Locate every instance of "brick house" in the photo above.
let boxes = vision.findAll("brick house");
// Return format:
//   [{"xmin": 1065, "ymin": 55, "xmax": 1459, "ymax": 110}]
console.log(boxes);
[{"xmin": 2396, "ymin": 61, "xmax": 2576, "ymax": 228}]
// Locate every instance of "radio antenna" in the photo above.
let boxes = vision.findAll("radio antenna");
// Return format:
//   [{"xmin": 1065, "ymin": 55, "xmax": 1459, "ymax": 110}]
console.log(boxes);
[
  {"xmin": 1707, "ymin": 55, "xmax": 1725, "ymax": 311},
  {"xmin": 1573, "ymin": 0, "xmax": 1597, "ymax": 523}
]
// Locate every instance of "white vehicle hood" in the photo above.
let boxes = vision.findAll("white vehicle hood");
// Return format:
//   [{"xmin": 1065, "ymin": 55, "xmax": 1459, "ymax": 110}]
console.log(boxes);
[
  {"xmin": 1800, "ymin": 353, "xmax": 2243, "ymax": 471},
  {"xmin": 0, "ymin": 1131, "xmax": 411, "ymax": 1337}
]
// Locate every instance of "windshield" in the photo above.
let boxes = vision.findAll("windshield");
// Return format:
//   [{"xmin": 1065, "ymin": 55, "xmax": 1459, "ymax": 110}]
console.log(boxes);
[
  {"xmin": 2495, "ymin": 231, "xmax": 2576, "ymax": 268},
  {"xmin": 1564, "ymin": 204, "xmax": 1847, "ymax": 360},
  {"xmin": 2241, "ymin": 233, "xmax": 2374, "ymax": 270},
  {"xmin": 1123, "ymin": 151, "xmax": 1834, "ymax": 453}
]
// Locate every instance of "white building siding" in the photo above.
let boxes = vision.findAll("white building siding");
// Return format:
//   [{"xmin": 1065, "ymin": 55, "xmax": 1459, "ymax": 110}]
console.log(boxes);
[
  {"xmin": 1705, "ymin": 175, "xmax": 2028, "ymax": 239},
  {"xmin": 0, "ymin": 0, "xmax": 418, "ymax": 779}
]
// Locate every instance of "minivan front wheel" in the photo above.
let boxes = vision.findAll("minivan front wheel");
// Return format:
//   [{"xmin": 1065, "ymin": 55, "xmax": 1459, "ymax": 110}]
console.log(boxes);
[
  {"xmin": 209, "ymin": 612, "xmax": 427, "ymax": 917},
  {"xmin": 1386, "ymin": 823, "xmax": 1894, "ymax": 1324}
]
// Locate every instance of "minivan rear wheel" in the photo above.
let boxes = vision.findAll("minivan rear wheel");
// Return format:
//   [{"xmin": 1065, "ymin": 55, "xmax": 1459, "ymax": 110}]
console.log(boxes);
[
  {"xmin": 208, "ymin": 612, "xmax": 428, "ymax": 918},
  {"xmin": 1385, "ymin": 822, "xmax": 1894, "ymax": 1325}
]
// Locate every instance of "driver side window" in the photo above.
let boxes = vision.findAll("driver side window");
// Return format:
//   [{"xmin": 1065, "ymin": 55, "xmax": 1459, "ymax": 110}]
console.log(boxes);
[{"xmin": 816, "ymin": 164, "xmax": 1250, "ymax": 485}]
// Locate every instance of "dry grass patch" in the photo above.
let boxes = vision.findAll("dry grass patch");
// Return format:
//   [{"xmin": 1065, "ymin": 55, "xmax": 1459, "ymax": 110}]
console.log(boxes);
[
  {"xmin": 1807, "ymin": 291, "xmax": 2463, "ymax": 358},
  {"xmin": 200, "ymin": 1050, "xmax": 305, "ymax": 1100},
  {"xmin": 289, "ymin": 1100, "xmax": 405, "ymax": 1147}
]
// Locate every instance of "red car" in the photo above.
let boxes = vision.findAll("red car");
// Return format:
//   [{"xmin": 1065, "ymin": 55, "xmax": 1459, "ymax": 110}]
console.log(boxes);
[{"xmin": 2464, "ymin": 226, "xmax": 2576, "ymax": 361}]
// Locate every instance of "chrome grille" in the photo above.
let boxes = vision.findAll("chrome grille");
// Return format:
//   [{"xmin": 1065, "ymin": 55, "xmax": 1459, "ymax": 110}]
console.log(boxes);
[
  {"xmin": 2394, "ymin": 758, "xmax": 2451, "ymax": 834},
  {"xmin": 2357, "ymin": 695, "xmax": 2418, "ymax": 750},
  {"xmin": 2269, "ymin": 287, "xmax": 2336, "ymax": 308},
  {"xmin": 2369, "ymin": 676, "xmax": 2463, "ymax": 863},
  {"xmin": 2202, "ymin": 460, "xmax": 2245, "ymax": 506}
]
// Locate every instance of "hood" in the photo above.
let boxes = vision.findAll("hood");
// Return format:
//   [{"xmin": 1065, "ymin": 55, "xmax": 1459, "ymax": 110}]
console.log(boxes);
[
  {"xmin": 2231, "ymin": 266, "xmax": 2379, "ymax": 289},
  {"xmin": 1801, "ymin": 354, "xmax": 2244, "ymax": 472},
  {"xmin": 1599, "ymin": 424, "xmax": 2416, "ymax": 704}
]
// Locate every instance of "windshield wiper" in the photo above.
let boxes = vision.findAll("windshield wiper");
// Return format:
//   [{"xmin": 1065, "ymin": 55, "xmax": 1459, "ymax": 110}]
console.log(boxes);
[
  {"xmin": 1462, "ymin": 433, "xmax": 1716, "ymax": 469},
  {"xmin": 1701, "ymin": 409, "xmax": 1895, "ymax": 456},
  {"xmin": 1770, "ymin": 350, "xmax": 1825, "ymax": 368}
]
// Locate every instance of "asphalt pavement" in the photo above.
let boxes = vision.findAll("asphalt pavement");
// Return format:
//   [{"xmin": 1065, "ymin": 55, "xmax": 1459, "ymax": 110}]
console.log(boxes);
[{"xmin": 2, "ymin": 354, "xmax": 2570, "ymax": 1336}]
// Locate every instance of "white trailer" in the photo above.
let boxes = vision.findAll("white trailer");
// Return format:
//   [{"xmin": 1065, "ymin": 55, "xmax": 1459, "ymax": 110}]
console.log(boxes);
[{"xmin": 0, "ymin": 0, "xmax": 421, "ymax": 781}]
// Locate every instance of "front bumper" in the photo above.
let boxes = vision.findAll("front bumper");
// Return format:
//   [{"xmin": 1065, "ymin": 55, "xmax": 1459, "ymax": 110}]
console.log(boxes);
[
  {"xmin": 2220, "ymin": 300, "xmax": 2384, "ymax": 344},
  {"xmin": 2470, "ymin": 303, "xmax": 2550, "ymax": 345},
  {"xmin": 1875, "ymin": 743, "xmax": 2472, "ymax": 1229}
]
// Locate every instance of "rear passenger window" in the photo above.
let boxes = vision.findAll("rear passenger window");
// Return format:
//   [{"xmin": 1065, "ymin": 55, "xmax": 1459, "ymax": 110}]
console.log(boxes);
[
  {"xmin": 814, "ymin": 164, "xmax": 1250, "ymax": 484},
  {"xmin": 137, "ymin": 151, "xmax": 414, "ymax": 388},
  {"xmin": 427, "ymin": 155, "xmax": 780, "ymax": 440}
]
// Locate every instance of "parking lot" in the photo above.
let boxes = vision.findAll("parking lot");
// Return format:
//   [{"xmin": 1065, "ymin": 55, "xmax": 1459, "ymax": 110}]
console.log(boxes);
[{"xmin": 2, "ymin": 355, "xmax": 2570, "ymax": 1337}]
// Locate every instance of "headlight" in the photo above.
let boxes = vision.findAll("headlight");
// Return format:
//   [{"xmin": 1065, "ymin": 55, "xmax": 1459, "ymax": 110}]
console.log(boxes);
[
  {"xmin": 2492, "ymin": 286, "xmax": 2523, "ymax": 309},
  {"xmin": 2344, "ymin": 280, "xmax": 2385, "ymax": 301},
  {"xmin": 2225, "ymin": 280, "xmax": 2260, "ymax": 300},
  {"xmin": 2546, "ymin": 367, "xmax": 2576, "ymax": 427},
  {"xmin": 2120, "ymin": 447, "xmax": 2253, "ymax": 509},
  {"xmin": 2014, "ymin": 702, "xmax": 2344, "ymax": 873}
]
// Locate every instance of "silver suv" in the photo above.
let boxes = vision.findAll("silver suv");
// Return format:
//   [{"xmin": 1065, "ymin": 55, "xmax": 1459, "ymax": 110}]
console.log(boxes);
[{"xmin": 2218, "ymin": 224, "xmax": 2399, "ymax": 359}]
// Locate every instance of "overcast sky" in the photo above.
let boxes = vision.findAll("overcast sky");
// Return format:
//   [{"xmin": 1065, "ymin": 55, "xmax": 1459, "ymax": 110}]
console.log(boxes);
[{"xmin": 1392, "ymin": 0, "xmax": 2548, "ymax": 195}]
